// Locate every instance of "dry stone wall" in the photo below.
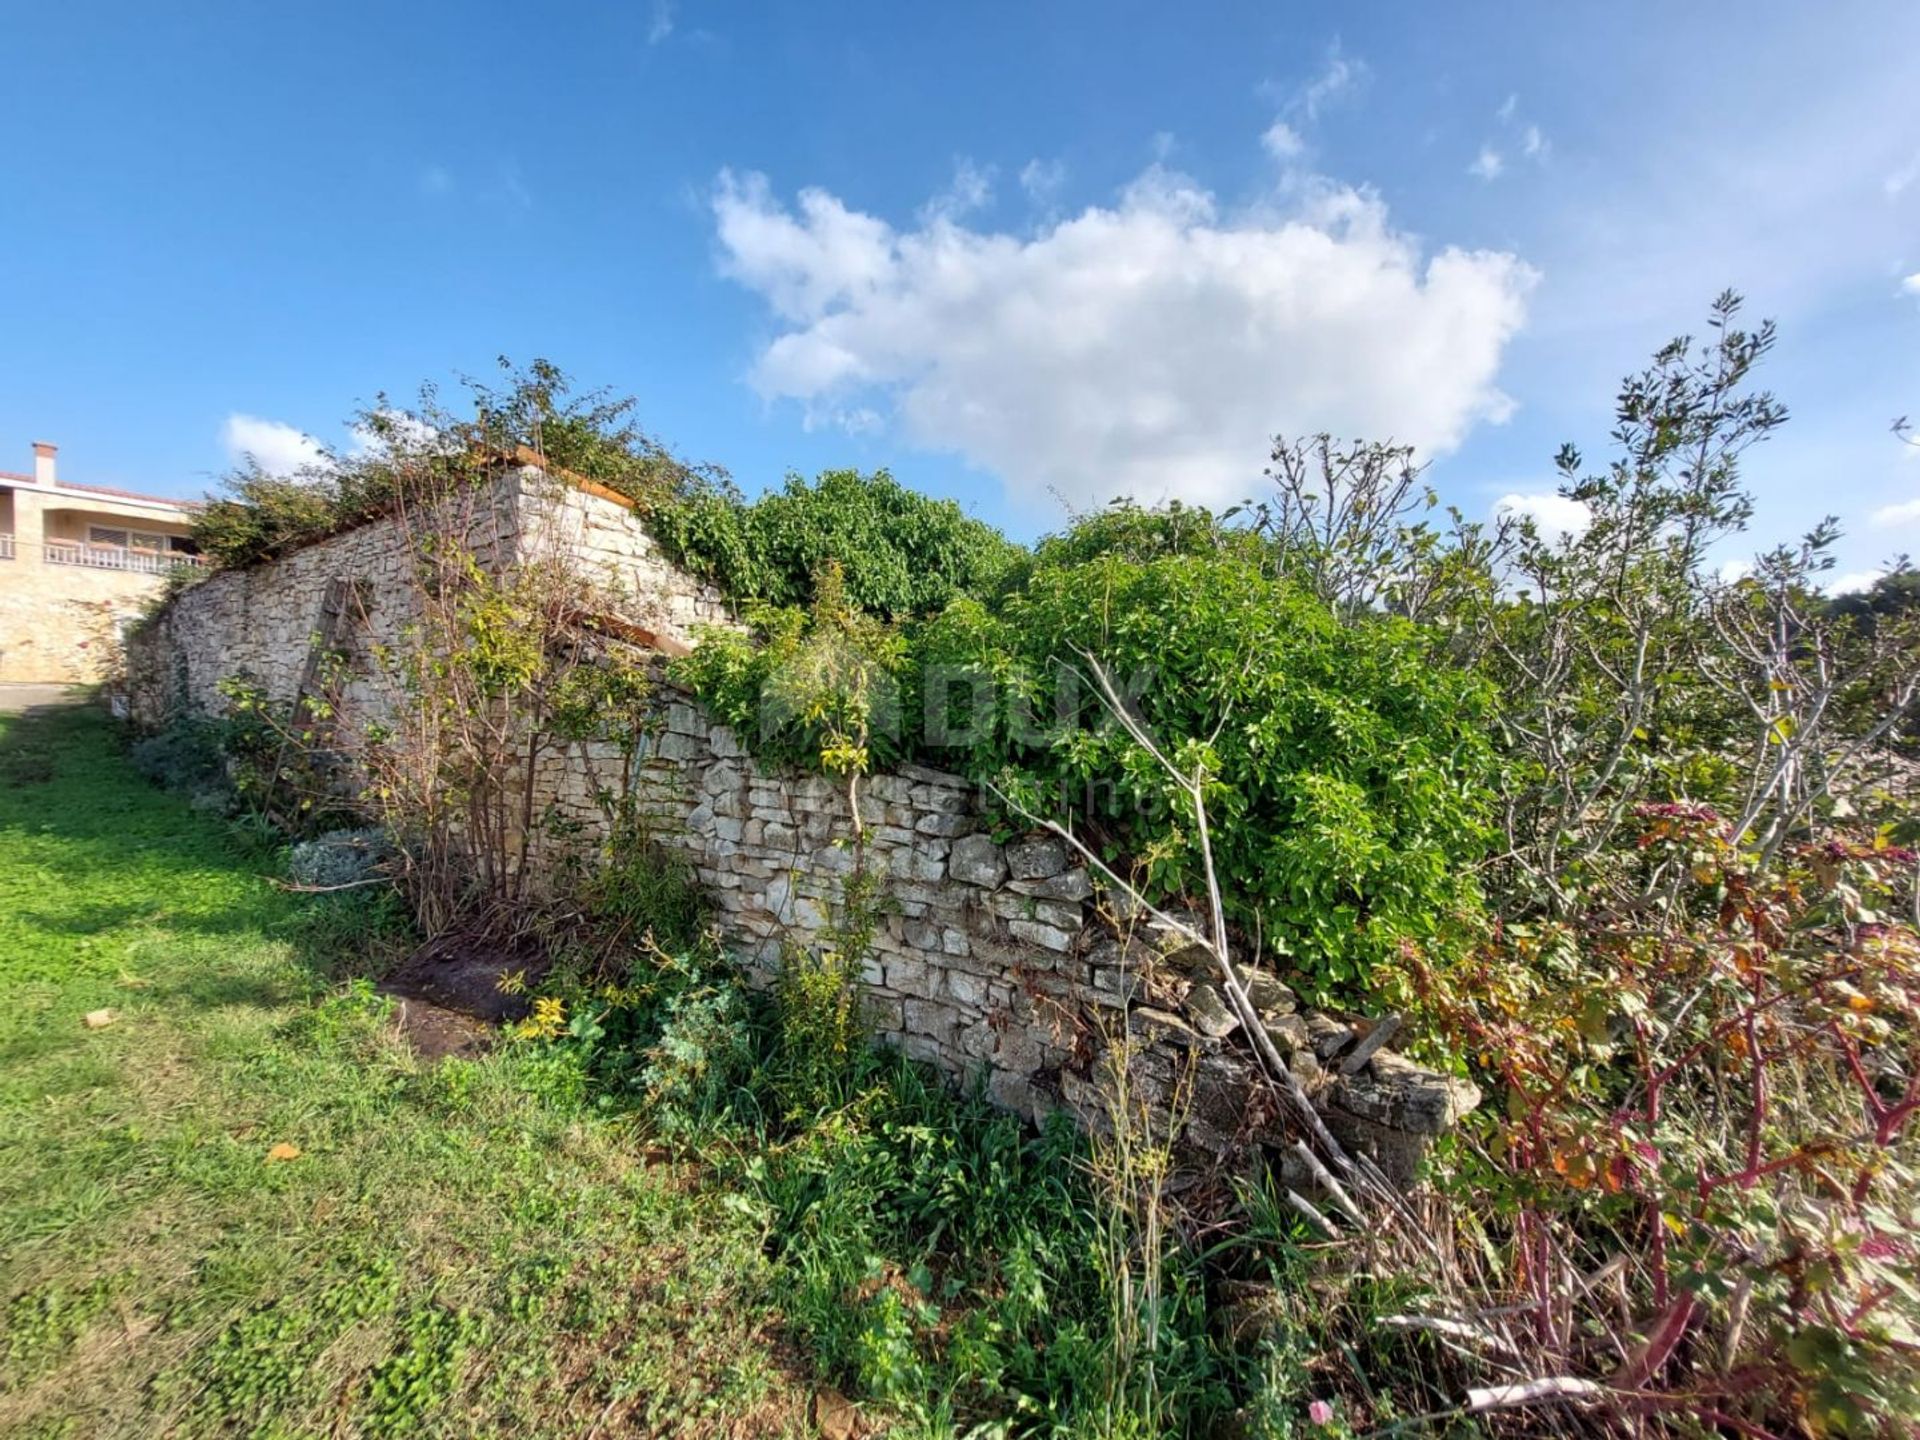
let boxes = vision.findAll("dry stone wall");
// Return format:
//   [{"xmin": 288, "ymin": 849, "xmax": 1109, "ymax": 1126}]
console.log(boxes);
[
  {"xmin": 541, "ymin": 691, "xmax": 1479, "ymax": 1185},
  {"xmin": 125, "ymin": 466, "xmax": 1477, "ymax": 1186}
]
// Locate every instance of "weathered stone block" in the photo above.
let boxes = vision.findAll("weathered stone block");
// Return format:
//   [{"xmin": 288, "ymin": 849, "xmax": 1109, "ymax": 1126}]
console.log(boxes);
[
  {"xmin": 1009, "ymin": 868, "xmax": 1094, "ymax": 902},
  {"xmin": 913, "ymin": 811, "xmax": 974, "ymax": 838},
  {"xmin": 949, "ymin": 833, "xmax": 1006, "ymax": 887},
  {"xmin": 1008, "ymin": 919, "xmax": 1077, "ymax": 952},
  {"xmin": 1244, "ymin": 970, "xmax": 1297, "ymax": 1018},
  {"xmin": 886, "ymin": 957, "xmax": 936, "ymax": 997},
  {"xmin": 993, "ymin": 1025, "xmax": 1046, "ymax": 1075},
  {"xmin": 989, "ymin": 891, "xmax": 1083, "ymax": 932},
  {"xmin": 910, "ymin": 782, "xmax": 972, "ymax": 815},
  {"xmin": 654, "ymin": 730, "xmax": 702, "ymax": 762},
  {"xmin": 947, "ymin": 969, "xmax": 991, "ymax": 1008},
  {"xmin": 904, "ymin": 999, "xmax": 957, "ymax": 1044},
  {"xmin": 1327, "ymin": 1053, "xmax": 1480, "ymax": 1137},
  {"xmin": 1184, "ymin": 981, "xmax": 1240, "ymax": 1039},
  {"xmin": 811, "ymin": 843, "xmax": 857, "ymax": 876},
  {"xmin": 1006, "ymin": 838, "xmax": 1068, "ymax": 880},
  {"xmin": 1264, "ymin": 1013, "xmax": 1311, "ymax": 1054}
]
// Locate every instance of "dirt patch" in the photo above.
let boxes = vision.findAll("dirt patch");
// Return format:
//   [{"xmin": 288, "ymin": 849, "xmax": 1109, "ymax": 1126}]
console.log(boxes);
[
  {"xmin": 378, "ymin": 935, "xmax": 549, "ymax": 1060},
  {"xmin": 388, "ymin": 996, "xmax": 496, "ymax": 1061}
]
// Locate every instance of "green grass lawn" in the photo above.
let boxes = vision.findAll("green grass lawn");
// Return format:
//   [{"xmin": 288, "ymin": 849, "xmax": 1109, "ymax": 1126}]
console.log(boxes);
[{"xmin": 0, "ymin": 704, "xmax": 810, "ymax": 1438}]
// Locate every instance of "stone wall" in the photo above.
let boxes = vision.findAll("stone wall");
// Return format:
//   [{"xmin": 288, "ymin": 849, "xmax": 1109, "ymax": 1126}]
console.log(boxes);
[
  {"xmin": 125, "ymin": 464, "xmax": 1476, "ymax": 1185},
  {"xmin": 540, "ymin": 696, "xmax": 1477, "ymax": 1183}
]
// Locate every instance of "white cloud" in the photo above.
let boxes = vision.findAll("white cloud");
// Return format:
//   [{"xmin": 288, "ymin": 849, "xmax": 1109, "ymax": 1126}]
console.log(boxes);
[
  {"xmin": 222, "ymin": 414, "xmax": 328, "ymax": 477},
  {"xmin": 1827, "ymin": 568, "xmax": 1887, "ymax": 596},
  {"xmin": 1261, "ymin": 121, "xmax": 1305, "ymax": 160},
  {"xmin": 1871, "ymin": 496, "xmax": 1920, "ymax": 527},
  {"xmin": 1295, "ymin": 43, "xmax": 1366, "ymax": 123},
  {"xmin": 648, "ymin": 0, "xmax": 673, "ymax": 44},
  {"xmin": 1888, "ymin": 153, "xmax": 1920, "ymax": 197},
  {"xmin": 1496, "ymin": 491, "xmax": 1591, "ymax": 541},
  {"xmin": 713, "ymin": 161, "xmax": 1536, "ymax": 513},
  {"xmin": 1255, "ymin": 42, "xmax": 1368, "ymax": 166},
  {"xmin": 1488, "ymin": 97, "xmax": 1549, "ymax": 168},
  {"xmin": 921, "ymin": 158, "xmax": 994, "ymax": 224},
  {"xmin": 419, "ymin": 165, "xmax": 454, "ymax": 198},
  {"xmin": 1903, "ymin": 272, "xmax": 1920, "ymax": 299},
  {"xmin": 1717, "ymin": 557, "xmax": 1755, "ymax": 584},
  {"xmin": 1019, "ymin": 158, "xmax": 1066, "ymax": 204}
]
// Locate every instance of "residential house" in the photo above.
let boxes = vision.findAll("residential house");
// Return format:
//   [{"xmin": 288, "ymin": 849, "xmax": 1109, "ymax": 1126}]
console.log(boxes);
[{"xmin": 0, "ymin": 441, "xmax": 204, "ymax": 683}]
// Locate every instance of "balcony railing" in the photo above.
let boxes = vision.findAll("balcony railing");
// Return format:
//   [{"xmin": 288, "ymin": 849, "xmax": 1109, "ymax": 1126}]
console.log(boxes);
[
  {"xmin": 42, "ymin": 541, "xmax": 205, "ymax": 573},
  {"xmin": 0, "ymin": 534, "xmax": 13, "ymax": 560}
]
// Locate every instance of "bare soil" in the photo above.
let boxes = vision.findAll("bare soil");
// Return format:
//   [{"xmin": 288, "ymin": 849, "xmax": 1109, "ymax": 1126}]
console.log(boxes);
[{"xmin": 378, "ymin": 935, "xmax": 549, "ymax": 1059}]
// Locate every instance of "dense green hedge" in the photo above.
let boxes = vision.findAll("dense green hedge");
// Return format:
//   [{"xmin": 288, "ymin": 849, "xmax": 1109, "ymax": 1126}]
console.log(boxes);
[
  {"xmin": 649, "ymin": 468, "xmax": 1023, "ymax": 619},
  {"xmin": 914, "ymin": 548, "xmax": 1497, "ymax": 1000}
]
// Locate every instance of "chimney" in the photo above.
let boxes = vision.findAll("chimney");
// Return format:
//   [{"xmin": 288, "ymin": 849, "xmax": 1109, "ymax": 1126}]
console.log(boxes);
[{"xmin": 31, "ymin": 441, "xmax": 57, "ymax": 487}]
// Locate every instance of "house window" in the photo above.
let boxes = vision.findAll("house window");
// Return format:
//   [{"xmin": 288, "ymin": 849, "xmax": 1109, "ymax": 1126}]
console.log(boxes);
[{"xmin": 87, "ymin": 526, "xmax": 171, "ymax": 550}]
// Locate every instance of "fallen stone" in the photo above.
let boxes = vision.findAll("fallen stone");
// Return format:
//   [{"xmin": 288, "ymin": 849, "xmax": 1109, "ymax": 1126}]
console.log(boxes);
[
  {"xmin": 1184, "ymin": 981, "xmax": 1240, "ymax": 1039},
  {"xmin": 1130, "ymin": 1006, "xmax": 1204, "ymax": 1047},
  {"xmin": 1327, "ymin": 1058, "xmax": 1480, "ymax": 1136},
  {"xmin": 1308, "ymin": 1012, "xmax": 1355, "ymax": 1061}
]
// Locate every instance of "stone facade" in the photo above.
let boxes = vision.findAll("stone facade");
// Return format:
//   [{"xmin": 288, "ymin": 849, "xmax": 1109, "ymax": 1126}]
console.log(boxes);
[{"xmin": 125, "ymin": 463, "xmax": 1476, "ymax": 1185}]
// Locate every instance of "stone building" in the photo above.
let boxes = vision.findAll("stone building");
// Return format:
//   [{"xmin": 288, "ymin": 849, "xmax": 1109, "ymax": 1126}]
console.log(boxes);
[{"xmin": 0, "ymin": 441, "xmax": 203, "ymax": 683}]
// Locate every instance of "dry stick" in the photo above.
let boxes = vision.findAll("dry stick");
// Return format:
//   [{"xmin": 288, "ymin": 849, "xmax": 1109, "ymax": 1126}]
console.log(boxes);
[
  {"xmin": 1286, "ymin": 1189, "xmax": 1340, "ymax": 1240},
  {"xmin": 1378, "ymin": 1313, "xmax": 1521, "ymax": 1358},
  {"xmin": 1464, "ymin": 1376, "xmax": 1602, "ymax": 1411},
  {"xmin": 1289, "ymin": 1141, "xmax": 1365, "ymax": 1227},
  {"xmin": 270, "ymin": 875, "xmax": 394, "ymax": 894}
]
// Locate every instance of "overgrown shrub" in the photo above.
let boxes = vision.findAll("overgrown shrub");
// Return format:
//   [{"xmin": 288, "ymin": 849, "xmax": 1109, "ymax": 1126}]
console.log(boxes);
[
  {"xmin": 127, "ymin": 719, "xmax": 233, "ymax": 813},
  {"xmin": 191, "ymin": 360, "xmax": 719, "ymax": 571},
  {"xmin": 650, "ymin": 467, "xmax": 1022, "ymax": 619},
  {"xmin": 1412, "ymin": 809, "xmax": 1920, "ymax": 1434},
  {"xmin": 926, "ymin": 551, "xmax": 1498, "ymax": 1004}
]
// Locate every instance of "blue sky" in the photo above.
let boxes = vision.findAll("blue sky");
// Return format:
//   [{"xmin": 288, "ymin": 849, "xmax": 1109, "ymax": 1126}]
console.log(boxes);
[{"xmin": 4, "ymin": 1, "xmax": 1919, "ymax": 584}]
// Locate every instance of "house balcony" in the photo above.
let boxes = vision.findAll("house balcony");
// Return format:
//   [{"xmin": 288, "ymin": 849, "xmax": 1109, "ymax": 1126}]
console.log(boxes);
[{"xmin": 41, "ymin": 540, "xmax": 205, "ymax": 573}]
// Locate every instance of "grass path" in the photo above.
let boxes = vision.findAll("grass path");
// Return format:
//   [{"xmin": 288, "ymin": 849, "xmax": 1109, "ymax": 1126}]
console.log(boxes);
[{"xmin": 0, "ymin": 705, "xmax": 810, "ymax": 1438}]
